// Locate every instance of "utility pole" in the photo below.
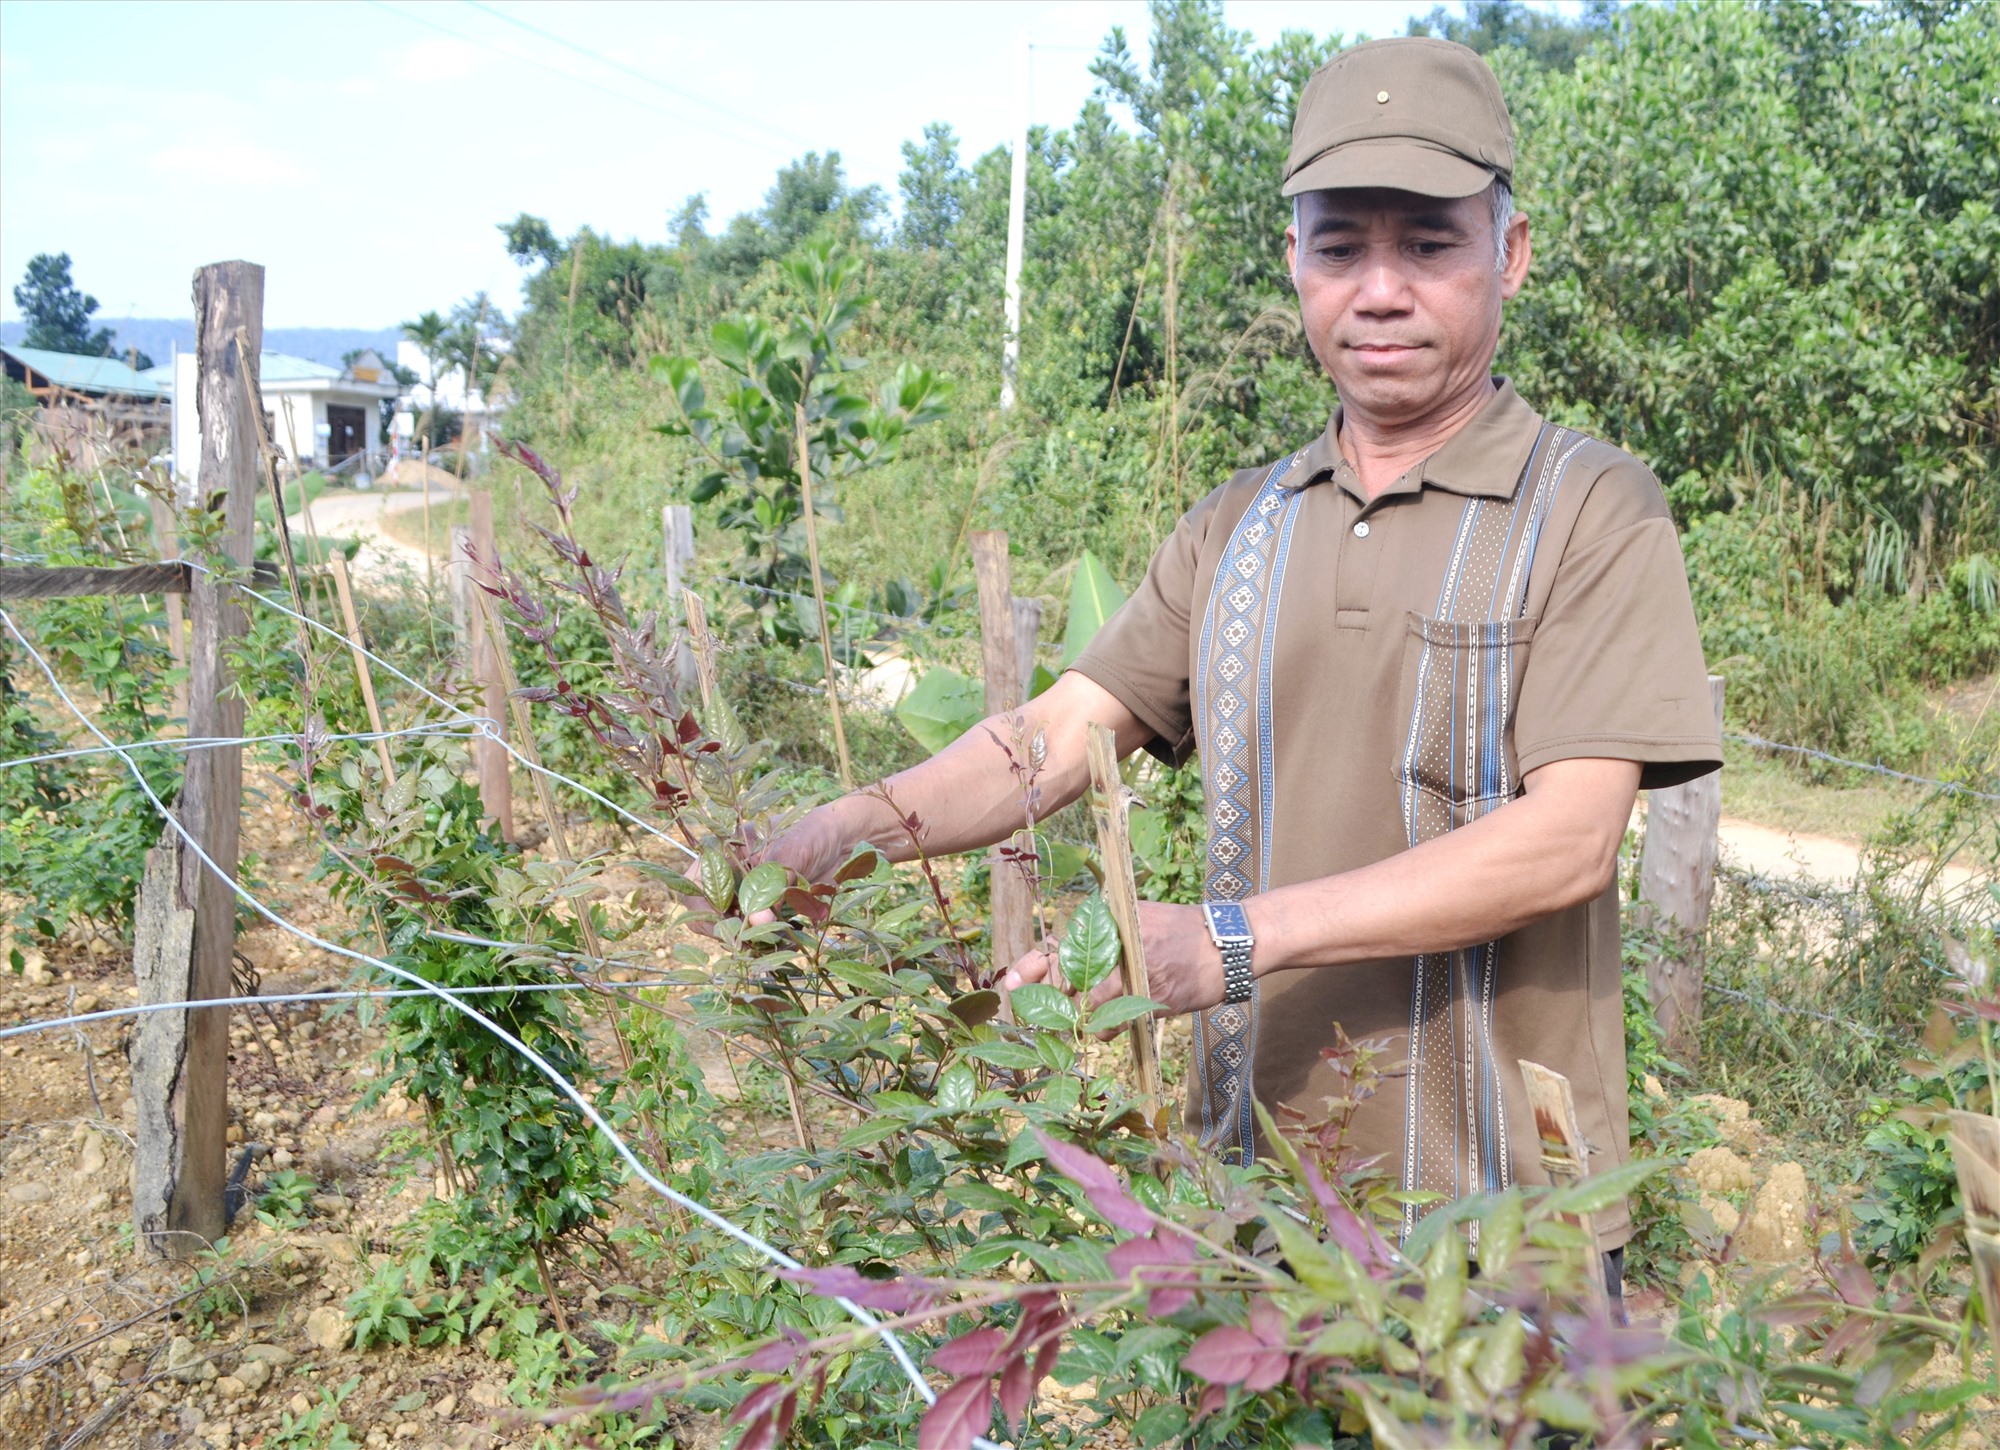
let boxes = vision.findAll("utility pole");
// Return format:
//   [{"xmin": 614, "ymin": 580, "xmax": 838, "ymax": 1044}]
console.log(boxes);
[{"xmin": 1000, "ymin": 33, "xmax": 1029, "ymax": 412}]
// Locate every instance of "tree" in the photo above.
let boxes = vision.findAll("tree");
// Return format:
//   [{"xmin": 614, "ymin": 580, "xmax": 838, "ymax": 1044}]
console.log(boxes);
[
  {"xmin": 898, "ymin": 123, "xmax": 971, "ymax": 250},
  {"xmin": 500, "ymin": 213, "xmax": 562, "ymax": 270},
  {"xmin": 13, "ymin": 253, "xmax": 115, "ymax": 357}
]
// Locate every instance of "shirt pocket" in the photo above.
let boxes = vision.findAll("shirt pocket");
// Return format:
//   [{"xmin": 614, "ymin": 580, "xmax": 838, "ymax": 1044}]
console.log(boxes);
[{"xmin": 1394, "ymin": 611, "xmax": 1541, "ymax": 823}]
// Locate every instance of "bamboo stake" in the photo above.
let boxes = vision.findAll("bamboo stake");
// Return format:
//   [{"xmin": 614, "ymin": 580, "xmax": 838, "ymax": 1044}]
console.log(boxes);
[
  {"xmin": 1519, "ymin": 1058, "xmax": 1607, "ymax": 1306},
  {"xmin": 329, "ymin": 554, "xmax": 394, "ymax": 781},
  {"xmin": 794, "ymin": 402, "xmax": 852, "ymax": 790},
  {"xmin": 148, "ymin": 493, "xmax": 189, "ymax": 722},
  {"xmin": 1086, "ymin": 722, "xmax": 1160, "ymax": 1104}
]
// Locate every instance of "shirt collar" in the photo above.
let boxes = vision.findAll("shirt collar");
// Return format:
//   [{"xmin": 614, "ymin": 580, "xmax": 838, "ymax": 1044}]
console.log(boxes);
[{"xmin": 1293, "ymin": 378, "xmax": 1545, "ymax": 502}]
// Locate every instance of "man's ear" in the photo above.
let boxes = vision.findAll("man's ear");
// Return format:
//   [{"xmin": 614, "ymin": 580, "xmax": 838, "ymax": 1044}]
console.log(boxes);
[
  {"xmin": 1500, "ymin": 210, "xmax": 1531, "ymax": 299},
  {"xmin": 1284, "ymin": 222, "xmax": 1299, "ymax": 287}
]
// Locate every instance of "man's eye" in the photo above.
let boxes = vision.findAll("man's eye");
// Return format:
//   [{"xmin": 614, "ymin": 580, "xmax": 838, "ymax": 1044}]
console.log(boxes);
[{"xmin": 1411, "ymin": 241, "xmax": 1450, "ymax": 257}]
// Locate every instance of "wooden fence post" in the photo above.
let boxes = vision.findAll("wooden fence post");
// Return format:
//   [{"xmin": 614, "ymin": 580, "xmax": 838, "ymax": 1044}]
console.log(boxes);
[
  {"xmin": 971, "ymin": 531, "xmax": 1037, "ymax": 986},
  {"xmin": 1086, "ymin": 722, "xmax": 1160, "ymax": 1103},
  {"xmin": 152, "ymin": 260, "xmax": 260, "ymax": 1256},
  {"xmin": 1638, "ymin": 674, "xmax": 1726, "ymax": 1062},
  {"xmin": 466, "ymin": 492, "xmax": 513, "ymax": 841}
]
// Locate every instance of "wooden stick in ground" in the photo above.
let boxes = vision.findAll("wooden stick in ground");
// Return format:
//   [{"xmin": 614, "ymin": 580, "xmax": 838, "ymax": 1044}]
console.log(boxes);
[
  {"xmin": 971, "ymin": 530, "xmax": 1037, "ymax": 999},
  {"xmin": 1948, "ymin": 1110, "xmax": 2000, "ymax": 1339},
  {"xmin": 1518, "ymin": 1058, "xmax": 1607, "ymax": 1305},
  {"xmin": 793, "ymin": 403, "xmax": 853, "ymax": 790},
  {"xmin": 147, "ymin": 493, "xmax": 189, "ymax": 722},
  {"xmin": 1085, "ymin": 722, "xmax": 1161, "ymax": 1104},
  {"xmin": 465, "ymin": 491, "xmax": 514, "ymax": 840},
  {"xmin": 680, "ymin": 587, "xmax": 745, "ymax": 752},
  {"xmin": 329, "ymin": 554, "xmax": 395, "ymax": 781},
  {"xmin": 165, "ymin": 258, "xmax": 261, "ymax": 1257}
]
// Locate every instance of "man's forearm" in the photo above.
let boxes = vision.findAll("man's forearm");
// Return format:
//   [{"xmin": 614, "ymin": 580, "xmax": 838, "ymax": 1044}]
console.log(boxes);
[
  {"xmin": 807, "ymin": 673, "xmax": 1153, "ymax": 866},
  {"xmin": 1247, "ymin": 759, "xmax": 1640, "ymax": 974}
]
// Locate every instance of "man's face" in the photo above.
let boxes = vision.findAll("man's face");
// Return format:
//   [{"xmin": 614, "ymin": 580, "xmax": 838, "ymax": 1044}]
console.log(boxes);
[{"xmin": 1285, "ymin": 185, "xmax": 1531, "ymax": 428}]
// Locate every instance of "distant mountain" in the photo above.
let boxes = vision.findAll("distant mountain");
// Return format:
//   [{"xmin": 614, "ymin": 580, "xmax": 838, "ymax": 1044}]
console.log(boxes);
[{"xmin": 0, "ymin": 319, "xmax": 401, "ymax": 368}]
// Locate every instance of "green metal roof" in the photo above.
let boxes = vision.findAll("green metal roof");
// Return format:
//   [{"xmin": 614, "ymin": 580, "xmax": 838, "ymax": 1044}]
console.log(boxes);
[{"xmin": 2, "ymin": 345, "xmax": 165, "ymax": 398}]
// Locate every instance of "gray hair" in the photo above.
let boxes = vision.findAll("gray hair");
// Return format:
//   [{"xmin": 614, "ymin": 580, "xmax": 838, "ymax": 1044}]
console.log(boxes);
[{"xmin": 1290, "ymin": 178, "xmax": 1516, "ymax": 276}]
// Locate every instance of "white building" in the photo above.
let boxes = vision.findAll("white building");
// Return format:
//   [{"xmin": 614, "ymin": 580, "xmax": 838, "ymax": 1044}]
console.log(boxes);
[{"xmin": 157, "ymin": 351, "xmax": 402, "ymax": 487}]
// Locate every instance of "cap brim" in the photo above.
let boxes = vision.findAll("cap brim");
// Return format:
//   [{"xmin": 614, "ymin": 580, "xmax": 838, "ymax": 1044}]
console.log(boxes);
[{"xmin": 1282, "ymin": 139, "xmax": 1498, "ymax": 199}]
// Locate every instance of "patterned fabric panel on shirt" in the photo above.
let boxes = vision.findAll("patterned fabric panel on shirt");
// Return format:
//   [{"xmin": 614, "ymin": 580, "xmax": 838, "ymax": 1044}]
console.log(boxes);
[
  {"xmin": 1190, "ymin": 451, "xmax": 1304, "ymax": 1163},
  {"xmin": 1395, "ymin": 424, "xmax": 1593, "ymax": 1241}
]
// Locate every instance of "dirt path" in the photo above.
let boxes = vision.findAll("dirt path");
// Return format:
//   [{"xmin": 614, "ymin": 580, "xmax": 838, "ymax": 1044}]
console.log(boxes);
[{"xmin": 291, "ymin": 485, "xmax": 457, "ymax": 582}]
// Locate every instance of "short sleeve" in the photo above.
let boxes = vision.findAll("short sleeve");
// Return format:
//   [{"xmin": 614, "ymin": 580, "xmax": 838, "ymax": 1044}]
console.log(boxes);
[
  {"xmin": 1068, "ymin": 506, "xmax": 1209, "ymax": 765},
  {"xmin": 1513, "ymin": 463, "xmax": 1723, "ymax": 791}
]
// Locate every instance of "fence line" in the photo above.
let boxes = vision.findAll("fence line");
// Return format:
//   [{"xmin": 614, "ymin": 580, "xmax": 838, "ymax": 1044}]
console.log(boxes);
[
  {"xmin": 203, "ymin": 565, "xmax": 699, "ymax": 862},
  {"xmin": 0, "ymin": 723, "xmax": 482, "ymax": 777},
  {"xmin": 1725, "ymin": 731, "xmax": 2000, "ymax": 803},
  {"xmin": 0, "ymin": 603, "xmax": 1004, "ymax": 1446}
]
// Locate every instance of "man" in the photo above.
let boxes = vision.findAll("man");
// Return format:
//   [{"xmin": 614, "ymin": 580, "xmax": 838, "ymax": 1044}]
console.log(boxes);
[{"xmin": 760, "ymin": 37, "xmax": 1720, "ymax": 1285}]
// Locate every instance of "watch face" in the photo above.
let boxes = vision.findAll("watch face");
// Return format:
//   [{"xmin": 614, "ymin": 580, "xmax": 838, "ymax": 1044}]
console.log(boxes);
[{"xmin": 1205, "ymin": 900, "xmax": 1252, "ymax": 942}]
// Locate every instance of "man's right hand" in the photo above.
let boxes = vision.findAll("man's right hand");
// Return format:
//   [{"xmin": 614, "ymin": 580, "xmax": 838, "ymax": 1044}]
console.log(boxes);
[{"xmin": 744, "ymin": 802, "xmax": 857, "ymax": 925}]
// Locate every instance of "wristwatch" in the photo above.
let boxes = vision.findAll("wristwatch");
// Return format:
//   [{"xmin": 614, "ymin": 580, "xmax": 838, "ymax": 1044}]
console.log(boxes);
[{"xmin": 1202, "ymin": 900, "xmax": 1256, "ymax": 1005}]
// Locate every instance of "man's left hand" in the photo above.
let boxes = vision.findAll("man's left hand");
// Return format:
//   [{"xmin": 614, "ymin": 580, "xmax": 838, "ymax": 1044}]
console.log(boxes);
[{"xmin": 1001, "ymin": 901, "xmax": 1227, "ymax": 1019}]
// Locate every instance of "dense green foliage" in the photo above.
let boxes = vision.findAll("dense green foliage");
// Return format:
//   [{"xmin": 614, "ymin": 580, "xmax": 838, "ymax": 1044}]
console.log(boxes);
[{"xmin": 470, "ymin": 0, "xmax": 1995, "ymax": 783}]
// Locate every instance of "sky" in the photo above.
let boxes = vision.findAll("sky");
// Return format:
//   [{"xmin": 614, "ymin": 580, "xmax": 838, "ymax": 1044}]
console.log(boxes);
[{"xmin": 0, "ymin": 0, "xmax": 1555, "ymax": 330}]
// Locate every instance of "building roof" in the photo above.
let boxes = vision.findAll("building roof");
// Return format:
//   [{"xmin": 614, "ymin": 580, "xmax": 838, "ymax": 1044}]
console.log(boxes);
[
  {"xmin": 2, "ymin": 345, "xmax": 166, "ymax": 398},
  {"xmin": 133, "ymin": 351, "xmax": 401, "ymax": 398}
]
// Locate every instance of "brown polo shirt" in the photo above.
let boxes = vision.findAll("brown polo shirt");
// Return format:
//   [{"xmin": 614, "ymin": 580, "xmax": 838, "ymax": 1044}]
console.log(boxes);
[{"xmin": 1072, "ymin": 380, "xmax": 1720, "ymax": 1249}]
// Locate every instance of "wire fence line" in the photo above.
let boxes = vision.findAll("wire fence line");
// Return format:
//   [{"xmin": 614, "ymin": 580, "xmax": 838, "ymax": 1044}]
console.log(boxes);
[
  {"xmin": 1725, "ymin": 730, "xmax": 2000, "ymax": 803},
  {"xmin": 0, "ymin": 722, "xmax": 484, "ymax": 778},
  {"xmin": 0, "ymin": 603, "xmax": 1006, "ymax": 1446}
]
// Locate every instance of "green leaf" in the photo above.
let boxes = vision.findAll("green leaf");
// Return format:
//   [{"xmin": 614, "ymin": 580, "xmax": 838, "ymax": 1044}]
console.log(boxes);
[
  {"xmin": 1086, "ymin": 995, "xmax": 1163, "ymax": 1034},
  {"xmin": 1540, "ymin": 1156, "xmax": 1669, "ymax": 1217},
  {"xmin": 736, "ymin": 862, "xmax": 789, "ymax": 917},
  {"xmin": 698, "ymin": 848, "xmax": 737, "ymax": 912},
  {"xmin": 1060, "ymin": 550, "xmax": 1129, "ymax": 668},
  {"xmin": 1059, "ymin": 892, "xmax": 1121, "ymax": 997},
  {"xmin": 935, "ymin": 1064, "xmax": 977, "ymax": 1115},
  {"xmin": 1132, "ymin": 1404, "xmax": 1189, "ymax": 1444},
  {"xmin": 1009, "ymin": 983, "xmax": 1080, "ymax": 1032},
  {"xmin": 893, "ymin": 666, "xmax": 986, "ymax": 754}
]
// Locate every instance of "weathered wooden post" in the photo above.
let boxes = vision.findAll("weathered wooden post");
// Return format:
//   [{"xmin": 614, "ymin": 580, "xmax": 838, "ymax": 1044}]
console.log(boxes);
[
  {"xmin": 136, "ymin": 260, "xmax": 260, "ymax": 1256},
  {"xmin": 465, "ymin": 492, "xmax": 513, "ymax": 840},
  {"xmin": 1638, "ymin": 674, "xmax": 1726, "ymax": 1062},
  {"xmin": 971, "ymin": 531, "xmax": 1037, "ymax": 986}
]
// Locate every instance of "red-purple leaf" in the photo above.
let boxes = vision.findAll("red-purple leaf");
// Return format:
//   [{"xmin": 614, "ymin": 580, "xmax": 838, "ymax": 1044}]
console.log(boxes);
[
  {"xmin": 1194, "ymin": 1383, "xmax": 1229, "ymax": 1421},
  {"xmin": 917, "ymin": 1376, "xmax": 992, "ymax": 1450},
  {"xmin": 1182, "ymin": 1325, "xmax": 1263, "ymax": 1386},
  {"xmin": 1149, "ymin": 1283, "xmax": 1195, "ymax": 1316},
  {"xmin": 997, "ymin": 1350, "xmax": 1038, "ymax": 1433},
  {"xmin": 930, "ymin": 1328, "xmax": 1008, "ymax": 1376},
  {"xmin": 1249, "ymin": 1296, "xmax": 1286, "ymax": 1348},
  {"xmin": 1241, "ymin": 1347, "xmax": 1290, "ymax": 1393},
  {"xmin": 1034, "ymin": 1132, "xmax": 1154, "ymax": 1234},
  {"xmin": 1302, "ymin": 1160, "xmax": 1394, "ymax": 1278},
  {"xmin": 741, "ymin": 1332, "xmax": 808, "ymax": 1373}
]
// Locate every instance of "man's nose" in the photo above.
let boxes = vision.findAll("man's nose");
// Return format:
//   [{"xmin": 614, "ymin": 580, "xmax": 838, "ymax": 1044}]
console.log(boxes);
[{"xmin": 1352, "ymin": 262, "xmax": 1414, "ymax": 315}]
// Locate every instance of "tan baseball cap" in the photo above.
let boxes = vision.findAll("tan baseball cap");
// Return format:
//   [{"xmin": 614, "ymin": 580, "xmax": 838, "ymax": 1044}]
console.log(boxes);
[{"xmin": 1283, "ymin": 37, "xmax": 1513, "ymax": 200}]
